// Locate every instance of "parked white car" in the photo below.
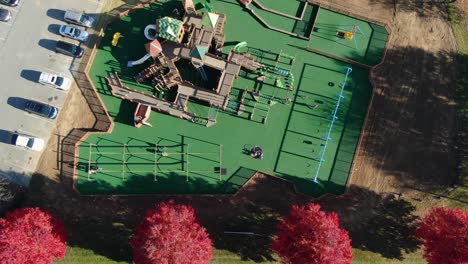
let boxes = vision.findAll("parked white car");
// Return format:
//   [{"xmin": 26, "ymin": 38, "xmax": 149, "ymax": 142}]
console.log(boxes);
[
  {"xmin": 59, "ymin": 25, "xmax": 89, "ymax": 42},
  {"xmin": 11, "ymin": 133, "xmax": 45, "ymax": 151},
  {"xmin": 38, "ymin": 72, "xmax": 72, "ymax": 90}
]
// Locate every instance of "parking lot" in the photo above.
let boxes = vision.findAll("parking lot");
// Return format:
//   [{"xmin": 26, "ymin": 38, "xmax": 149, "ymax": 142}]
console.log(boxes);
[{"xmin": 0, "ymin": 0, "xmax": 103, "ymax": 185}]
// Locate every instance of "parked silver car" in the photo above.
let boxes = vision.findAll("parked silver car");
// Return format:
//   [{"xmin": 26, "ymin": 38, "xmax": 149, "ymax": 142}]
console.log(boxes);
[
  {"xmin": 59, "ymin": 25, "xmax": 89, "ymax": 42},
  {"xmin": 64, "ymin": 10, "xmax": 94, "ymax": 28}
]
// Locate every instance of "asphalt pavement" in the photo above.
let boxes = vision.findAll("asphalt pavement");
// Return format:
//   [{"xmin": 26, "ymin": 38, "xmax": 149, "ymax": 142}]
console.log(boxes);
[{"xmin": 0, "ymin": 0, "xmax": 103, "ymax": 186}]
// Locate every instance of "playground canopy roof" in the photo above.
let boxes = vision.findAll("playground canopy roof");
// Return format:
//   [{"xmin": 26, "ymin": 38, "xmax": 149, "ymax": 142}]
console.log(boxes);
[
  {"xmin": 145, "ymin": 39, "xmax": 163, "ymax": 57},
  {"xmin": 158, "ymin": 16, "xmax": 184, "ymax": 42},
  {"xmin": 190, "ymin": 45, "xmax": 208, "ymax": 60},
  {"xmin": 202, "ymin": 12, "xmax": 219, "ymax": 28}
]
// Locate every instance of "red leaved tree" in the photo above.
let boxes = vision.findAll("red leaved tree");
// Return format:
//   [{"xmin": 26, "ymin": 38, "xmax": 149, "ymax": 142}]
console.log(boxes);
[
  {"xmin": 130, "ymin": 201, "xmax": 212, "ymax": 264},
  {"xmin": 416, "ymin": 207, "xmax": 468, "ymax": 264},
  {"xmin": 271, "ymin": 203, "xmax": 352, "ymax": 264},
  {"xmin": 0, "ymin": 207, "xmax": 67, "ymax": 264}
]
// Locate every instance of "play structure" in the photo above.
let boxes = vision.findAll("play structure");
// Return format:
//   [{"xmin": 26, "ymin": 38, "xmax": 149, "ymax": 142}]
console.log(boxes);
[
  {"xmin": 76, "ymin": 0, "xmax": 390, "ymax": 196},
  {"xmin": 312, "ymin": 66, "xmax": 352, "ymax": 183},
  {"xmin": 134, "ymin": 103, "xmax": 152, "ymax": 128},
  {"xmin": 85, "ymin": 142, "xmax": 224, "ymax": 182},
  {"xmin": 111, "ymin": 32, "xmax": 121, "ymax": 46},
  {"xmin": 144, "ymin": 24, "xmax": 158, "ymax": 40},
  {"xmin": 237, "ymin": 0, "xmax": 314, "ymax": 39},
  {"xmin": 127, "ymin": 39, "xmax": 162, "ymax": 67},
  {"xmin": 233, "ymin": 41, "xmax": 248, "ymax": 52},
  {"xmin": 109, "ymin": 2, "xmax": 266, "ymax": 127},
  {"xmin": 336, "ymin": 24, "xmax": 364, "ymax": 49}
]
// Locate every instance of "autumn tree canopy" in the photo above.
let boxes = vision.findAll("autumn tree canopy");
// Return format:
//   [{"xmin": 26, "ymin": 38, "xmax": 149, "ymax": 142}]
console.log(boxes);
[
  {"xmin": 416, "ymin": 207, "xmax": 468, "ymax": 264},
  {"xmin": 0, "ymin": 207, "xmax": 67, "ymax": 264},
  {"xmin": 130, "ymin": 201, "xmax": 212, "ymax": 264},
  {"xmin": 271, "ymin": 203, "xmax": 352, "ymax": 264}
]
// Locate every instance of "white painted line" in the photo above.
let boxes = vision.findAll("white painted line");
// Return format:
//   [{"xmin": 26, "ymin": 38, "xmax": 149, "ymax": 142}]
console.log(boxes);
[
  {"xmin": 43, "ymin": 67, "xmax": 66, "ymax": 76},
  {"xmin": 23, "ymin": 111, "xmax": 57, "ymax": 125},
  {"xmin": 44, "ymin": 66, "xmax": 72, "ymax": 76},
  {"xmin": 2, "ymin": 159, "xmax": 36, "ymax": 172},
  {"xmin": 15, "ymin": 125, "xmax": 46, "ymax": 136}
]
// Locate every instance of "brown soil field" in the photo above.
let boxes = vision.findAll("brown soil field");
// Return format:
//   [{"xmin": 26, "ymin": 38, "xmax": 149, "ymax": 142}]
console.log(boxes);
[{"xmin": 27, "ymin": 0, "xmax": 463, "ymax": 262}]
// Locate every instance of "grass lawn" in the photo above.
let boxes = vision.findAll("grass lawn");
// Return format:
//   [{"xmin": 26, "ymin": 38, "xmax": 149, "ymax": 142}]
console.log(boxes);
[
  {"xmin": 56, "ymin": 247, "xmax": 127, "ymax": 264},
  {"xmin": 448, "ymin": 4, "xmax": 468, "ymax": 55},
  {"xmin": 57, "ymin": 247, "xmax": 278, "ymax": 264},
  {"xmin": 57, "ymin": 247, "xmax": 428, "ymax": 263},
  {"xmin": 446, "ymin": 3, "xmax": 468, "ymax": 210}
]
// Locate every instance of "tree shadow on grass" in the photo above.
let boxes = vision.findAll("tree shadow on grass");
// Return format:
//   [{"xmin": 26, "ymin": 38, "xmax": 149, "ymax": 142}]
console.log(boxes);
[
  {"xmin": 214, "ymin": 206, "xmax": 278, "ymax": 262},
  {"xmin": 357, "ymin": 47, "xmax": 462, "ymax": 194},
  {"xmin": 23, "ymin": 170, "xmax": 422, "ymax": 262},
  {"xmin": 320, "ymin": 185, "xmax": 420, "ymax": 260},
  {"xmin": 350, "ymin": 195, "xmax": 420, "ymax": 259}
]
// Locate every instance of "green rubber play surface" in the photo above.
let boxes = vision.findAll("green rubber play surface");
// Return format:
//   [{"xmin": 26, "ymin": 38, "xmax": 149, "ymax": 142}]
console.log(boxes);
[
  {"xmin": 309, "ymin": 8, "xmax": 389, "ymax": 65},
  {"xmin": 77, "ymin": 0, "xmax": 388, "ymax": 196}
]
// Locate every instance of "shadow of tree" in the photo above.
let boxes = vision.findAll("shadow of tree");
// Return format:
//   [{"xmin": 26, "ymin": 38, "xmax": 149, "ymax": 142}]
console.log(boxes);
[
  {"xmin": 356, "ymin": 47, "xmax": 462, "ymax": 193},
  {"xmin": 15, "ymin": 0, "xmax": 468, "ymax": 262},
  {"xmin": 22, "ymin": 169, "xmax": 425, "ymax": 262},
  {"xmin": 368, "ymin": 0, "xmax": 454, "ymax": 18},
  {"xmin": 0, "ymin": 178, "xmax": 26, "ymax": 216},
  {"xmin": 214, "ymin": 205, "xmax": 278, "ymax": 262},
  {"xmin": 349, "ymin": 195, "xmax": 420, "ymax": 259},
  {"xmin": 318, "ymin": 185, "xmax": 420, "ymax": 259}
]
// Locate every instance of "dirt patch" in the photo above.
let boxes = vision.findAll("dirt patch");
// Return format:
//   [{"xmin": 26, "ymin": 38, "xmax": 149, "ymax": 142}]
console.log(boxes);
[
  {"xmin": 334, "ymin": 0, "xmax": 459, "ymax": 198},
  {"xmin": 34, "ymin": 83, "xmax": 96, "ymax": 182}
]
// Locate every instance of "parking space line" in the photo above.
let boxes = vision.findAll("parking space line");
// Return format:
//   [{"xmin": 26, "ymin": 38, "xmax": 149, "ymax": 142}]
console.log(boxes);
[
  {"xmin": 1, "ymin": 159, "xmax": 36, "ymax": 173},
  {"xmin": 43, "ymin": 66, "xmax": 70, "ymax": 76},
  {"xmin": 16, "ymin": 120, "xmax": 55, "ymax": 136},
  {"xmin": 22, "ymin": 112, "xmax": 56, "ymax": 125},
  {"xmin": 4, "ymin": 7, "xmax": 19, "ymax": 13},
  {"xmin": 16, "ymin": 127, "xmax": 43, "ymax": 136},
  {"xmin": 37, "ymin": 67, "xmax": 74, "ymax": 82},
  {"xmin": 38, "ymin": 84, "xmax": 69, "ymax": 94}
]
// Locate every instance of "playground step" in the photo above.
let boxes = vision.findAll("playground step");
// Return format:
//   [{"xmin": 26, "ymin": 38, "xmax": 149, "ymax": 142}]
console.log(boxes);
[
  {"xmin": 225, "ymin": 100, "xmax": 239, "ymax": 113},
  {"xmin": 192, "ymin": 116, "xmax": 208, "ymax": 126},
  {"xmin": 259, "ymin": 94, "xmax": 281, "ymax": 104},
  {"xmin": 237, "ymin": 103, "xmax": 245, "ymax": 116}
]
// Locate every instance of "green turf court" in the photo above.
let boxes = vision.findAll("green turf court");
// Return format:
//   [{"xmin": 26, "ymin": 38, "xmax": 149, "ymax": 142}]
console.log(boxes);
[
  {"xmin": 249, "ymin": 4, "xmax": 298, "ymax": 33},
  {"xmin": 77, "ymin": 0, "xmax": 388, "ymax": 196},
  {"xmin": 309, "ymin": 8, "xmax": 389, "ymax": 65}
]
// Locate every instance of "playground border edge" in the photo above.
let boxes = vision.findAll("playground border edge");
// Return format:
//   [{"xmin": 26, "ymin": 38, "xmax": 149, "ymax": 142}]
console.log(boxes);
[{"xmin": 63, "ymin": 0, "xmax": 394, "ymax": 199}]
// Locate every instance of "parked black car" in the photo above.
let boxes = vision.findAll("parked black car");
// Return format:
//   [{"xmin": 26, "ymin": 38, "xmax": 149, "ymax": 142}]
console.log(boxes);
[
  {"xmin": 25, "ymin": 100, "xmax": 58, "ymax": 119},
  {"xmin": 0, "ymin": 8, "xmax": 11, "ymax": 22},
  {"xmin": 0, "ymin": 0, "xmax": 19, "ymax": 7},
  {"xmin": 56, "ymin": 40, "xmax": 83, "ymax": 58}
]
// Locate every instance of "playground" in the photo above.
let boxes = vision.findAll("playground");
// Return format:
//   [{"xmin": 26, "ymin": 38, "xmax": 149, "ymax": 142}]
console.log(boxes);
[{"xmin": 78, "ymin": 0, "xmax": 389, "ymax": 196}]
